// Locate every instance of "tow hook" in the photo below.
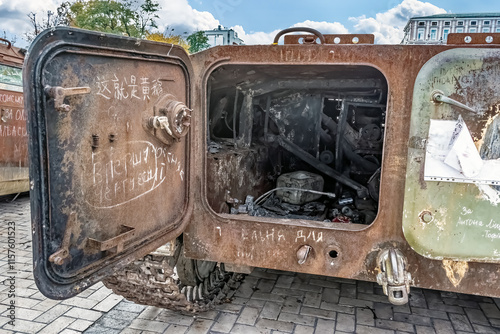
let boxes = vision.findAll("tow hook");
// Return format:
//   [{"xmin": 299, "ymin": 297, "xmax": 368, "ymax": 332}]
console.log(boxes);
[{"xmin": 376, "ymin": 248, "xmax": 412, "ymax": 305}]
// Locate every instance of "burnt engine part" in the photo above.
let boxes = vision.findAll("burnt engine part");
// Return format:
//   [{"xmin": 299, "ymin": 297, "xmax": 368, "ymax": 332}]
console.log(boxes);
[
  {"xmin": 276, "ymin": 171, "xmax": 324, "ymax": 205},
  {"xmin": 206, "ymin": 64, "xmax": 387, "ymax": 225}
]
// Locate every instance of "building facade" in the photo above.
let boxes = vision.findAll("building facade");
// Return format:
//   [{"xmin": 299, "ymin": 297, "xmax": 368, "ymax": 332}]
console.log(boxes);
[
  {"xmin": 204, "ymin": 25, "xmax": 244, "ymax": 47},
  {"xmin": 402, "ymin": 13, "xmax": 500, "ymax": 44}
]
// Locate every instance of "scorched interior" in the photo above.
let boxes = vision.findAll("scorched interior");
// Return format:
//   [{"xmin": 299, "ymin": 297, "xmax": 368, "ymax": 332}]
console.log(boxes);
[{"xmin": 206, "ymin": 64, "xmax": 388, "ymax": 226}]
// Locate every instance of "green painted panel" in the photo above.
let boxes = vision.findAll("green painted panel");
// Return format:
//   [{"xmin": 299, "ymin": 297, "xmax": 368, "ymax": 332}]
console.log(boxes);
[{"xmin": 403, "ymin": 48, "xmax": 500, "ymax": 262}]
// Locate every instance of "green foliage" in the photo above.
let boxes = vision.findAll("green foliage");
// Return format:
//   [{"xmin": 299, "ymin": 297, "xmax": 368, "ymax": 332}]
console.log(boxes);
[
  {"xmin": 67, "ymin": 0, "xmax": 160, "ymax": 38},
  {"xmin": 187, "ymin": 31, "xmax": 210, "ymax": 53},
  {"xmin": 145, "ymin": 31, "xmax": 189, "ymax": 52}
]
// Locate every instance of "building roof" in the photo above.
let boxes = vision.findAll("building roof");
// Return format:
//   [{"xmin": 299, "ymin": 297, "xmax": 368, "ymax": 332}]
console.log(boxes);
[{"xmin": 412, "ymin": 12, "xmax": 500, "ymax": 20}]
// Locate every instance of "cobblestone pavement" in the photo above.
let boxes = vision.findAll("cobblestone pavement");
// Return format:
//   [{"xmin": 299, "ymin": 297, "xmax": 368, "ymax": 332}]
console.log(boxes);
[{"xmin": 1, "ymin": 194, "xmax": 500, "ymax": 334}]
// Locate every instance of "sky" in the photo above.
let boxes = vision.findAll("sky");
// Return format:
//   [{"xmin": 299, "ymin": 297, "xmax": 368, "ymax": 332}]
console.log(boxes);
[{"xmin": 1, "ymin": 0, "xmax": 500, "ymax": 48}]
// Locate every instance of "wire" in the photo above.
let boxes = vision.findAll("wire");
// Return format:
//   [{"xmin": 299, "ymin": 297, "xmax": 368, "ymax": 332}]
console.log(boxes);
[{"xmin": 254, "ymin": 187, "xmax": 336, "ymax": 206}]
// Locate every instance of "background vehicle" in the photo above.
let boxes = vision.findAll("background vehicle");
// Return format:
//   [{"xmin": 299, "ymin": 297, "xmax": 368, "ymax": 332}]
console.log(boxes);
[
  {"xmin": 24, "ymin": 27, "xmax": 500, "ymax": 311},
  {"xmin": 0, "ymin": 38, "xmax": 28, "ymax": 196}
]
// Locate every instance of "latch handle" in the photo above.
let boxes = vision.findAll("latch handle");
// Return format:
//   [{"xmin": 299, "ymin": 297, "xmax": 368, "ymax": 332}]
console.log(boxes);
[
  {"xmin": 431, "ymin": 90, "xmax": 476, "ymax": 113},
  {"xmin": 44, "ymin": 85, "xmax": 91, "ymax": 112}
]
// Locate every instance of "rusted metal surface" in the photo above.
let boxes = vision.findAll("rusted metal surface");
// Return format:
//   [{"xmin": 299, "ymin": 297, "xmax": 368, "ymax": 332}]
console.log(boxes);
[
  {"xmin": 184, "ymin": 42, "xmax": 500, "ymax": 299},
  {"xmin": 403, "ymin": 48, "xmax": 500, "ymax": 263},
  {"xmin": 25, "ymin": 27, "xmax": 500, "ymax": 301},
  {"xmin": 447, "ymin": 32, "xmax": 500, "ymax": 45},
  {"xmin": 284, "ymin": 34, "xmax": 375, "ymax": 45},
  {"xmin": 0, "ymin": 39, "xmax": 28, "ymax": 196},
  {"xmin": 25, "ymin": 28, "xmax": 194, "ymax": 298}
]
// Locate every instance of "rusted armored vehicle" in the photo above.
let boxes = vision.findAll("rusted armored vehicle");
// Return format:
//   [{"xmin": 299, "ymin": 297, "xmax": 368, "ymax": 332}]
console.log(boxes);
[
  {"xmin": 24, "ymin": 27, "xmax": 500, "ymax": 311},
  {"xmin": 0, "ymin": 39, "xmax": 28, "ymax": 196}
]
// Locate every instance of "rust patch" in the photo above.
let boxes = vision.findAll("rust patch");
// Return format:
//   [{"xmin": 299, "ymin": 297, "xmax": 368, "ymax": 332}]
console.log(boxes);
[{"xmin": 442, "ymin": 259, "xmax": 469, "ymax": 287}]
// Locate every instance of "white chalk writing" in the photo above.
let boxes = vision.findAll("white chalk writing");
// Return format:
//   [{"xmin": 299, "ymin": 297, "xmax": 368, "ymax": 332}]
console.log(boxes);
[
  {"xmin": 295, "ymin": 230, "xmax": 323, "ymax": 243},
  {"xmin": 0, "ymin": 93, "xmax": 23, "ymax": 106},
  {"xmin": 96, "ymin": 75, "xmax": 163, "ymax": 101},
  {"xmin": 83, "ymin": 141, "xmax": 184, "ymax": 208}
]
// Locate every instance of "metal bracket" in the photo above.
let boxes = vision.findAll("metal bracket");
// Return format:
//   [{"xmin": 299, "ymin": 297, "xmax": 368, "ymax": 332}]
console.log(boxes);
[
  {"xmin": 86, "ymin": 225, "xmax": 136, "ymax": 254},
  {"xmin": 49, "ymin": 212, "xmax": 77, "ymax": 265},
  {"xmin": 376, "ymin": 248, "xmax": 412, "ymax": 305},
  {"xmin": 44, "ymin": 85, "xmax": 91, "ymax": 112}
]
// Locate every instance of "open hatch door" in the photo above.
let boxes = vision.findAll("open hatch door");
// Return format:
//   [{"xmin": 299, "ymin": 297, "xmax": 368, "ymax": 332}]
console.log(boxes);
[
  {"xmin": 403, "ymin": 48, "xmax": 500, "ymax": 263},
  {"xmin": 24, "ymin": 28, "xmax": 192, "ymax": 298}
]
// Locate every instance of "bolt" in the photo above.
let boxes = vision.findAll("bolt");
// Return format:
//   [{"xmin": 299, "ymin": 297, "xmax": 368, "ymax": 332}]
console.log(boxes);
[
  {"xmin": 297, "ymin": 245, "xmax": 312, "ymax": 265},
  {"xmin": 419, "ymin": 210, "xmax": 433, "ymax": 224}
]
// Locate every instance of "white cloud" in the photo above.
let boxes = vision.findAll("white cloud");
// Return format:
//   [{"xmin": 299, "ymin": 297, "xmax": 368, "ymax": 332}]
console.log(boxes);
[
  {"xmin": 155, "ymin": 0, "xmax": 220, "ymax": 35},
  {"xmin": 231, "ymin": 25, "xmax": 279, "ymax": 45},
  {"xmin": 292, "ymin": 20, "xmax": 349, "ymax": 35},
  {"xmin": 0, "ymin": 0, "xmax": 60, "ymax": 45},
  {"xmin": 232, "ymin": 20, "xmax": 348, "ymax": 45},
  {"xmin": 350, "ymin": 0, "xmax": 447, "ymax": 44}
]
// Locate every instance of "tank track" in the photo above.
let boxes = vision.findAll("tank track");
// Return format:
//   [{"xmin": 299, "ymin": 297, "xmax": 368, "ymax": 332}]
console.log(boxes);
[{"xmin": 103, "ymin": 254, "xmax": 244, "ymax": 314}]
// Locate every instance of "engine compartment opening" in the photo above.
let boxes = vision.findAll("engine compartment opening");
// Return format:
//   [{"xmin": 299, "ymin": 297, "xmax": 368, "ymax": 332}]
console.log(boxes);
[{"xmin": 206, "ymin": 65, "xmax": 387, "ymax": 226}]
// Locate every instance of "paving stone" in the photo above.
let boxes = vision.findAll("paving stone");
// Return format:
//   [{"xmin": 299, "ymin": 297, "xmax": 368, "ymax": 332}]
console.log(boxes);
[
  {"xmin": 299, "ymin": 306, "xmax": 336, "ymax": 320},
  {"xmin": 34, "ymin": 304, "xmax": 72, "ymax": 323},
  {"xmin": 95, "ymin": 316, "xmax": 132, "ymax": 330},
  {"xmin": 471, "ymin": 323, "xmax": 498, "ymax": 333},
  {"xmin": 320, "ymin": 301, "xmax": 355, "ymax": 314},
  {"xmin": 155, "ymin": 310, "xmax": 195, "ymax": 326},
  {"xmin": 65, "ymin": 307, "xmax": 103, "ymax": 321},
  {"xmin": 211, "ymin": 312, "xmax": 237, "ymax": 333},
  {"xmin": 290, "ymin": 282, "xmax": 322, "ymax": 293},
  {"xmin": 231, "ymin": 324, "xmax": 271, "ymax": 334},
  {"xmin": 464, "ymin": 307, "xmax": 489, "ymax": 325},
  {"xmin": 355, "ymin": 325, "xmax": 395, "ymax": 334},
  {"xmin": 357, "ymin": 307, "xmax": 376, "ymax": 326},
  {"xmin": 339, "ymin": 297, "xmax": 373, "ymax": 308},
  {"xmin": 114, "ymin": 301, "xmax": 146, "ymax": 313},
  {"xmin": 321, "ymin": 288, "xmax": 340, "ymax": 304},
  {"xmin": 163, "ymin": 325, "xmax": 188, "ymax": 334},
  {"xmin": 257, "ymin": 279, "xmax": 276, "ymax": 293},
  {"xmin": 2, "ymin": 318, "xmax": 46, "ymax": 334},
  {"xmin": 255, "ymin": 318, "xmax": 294, "ymax": 332},
  {"xmin": 393, "ymin": 313, "xmax": 432, "ymax": 326},
  {"xmin": 376, "ymin": 318, "xmax": 414, "ymax": 332},
  {"xmin": 314, "ymin": 318, "xmax": 334, "ymax": 334},
  {"xmin": 275, "ymin": 275, "xmax": 294, "ymax": 288},
  {"xmin": 294, "ymin": 324, "xmax": 315, "ymax": 334},
  {"xmin": 68, "ymin": 319, "xmax": 94, "ymax": 331},
  {"xmin": 85, "ymin": 325, "xmax": 121, "ymax": 334},
  {"xmin": 261, "ymin": 301, "xmax": 282, "ymax": 320},
  {"xmin": 185, "ymin": 318, "xmax": 214, "ymax": 334},
  {"xmin": 340, "ymin": 283, "xmax": 356, "ymax": 298},
  {"xmin": 215, "ymin": 302, "xmax": 243, "ymax": 314},
  {"xmin": 336, "ymin": 313, "xmax": 355, "ymax": 332},
  {"xmin": 137, "ymin": 306, "xmax": 163, "ymax": 320},
  {"xmin": 282, "ymin": 295, "xmax": 302, "ymax": 314},
  {"xmin": 237, "ymin": 306, "xmax": 260, "ymax": 325},
  {"xmin": 449, "ymin": 313, "xmax": 473, "ymax": 332},
  {"xmin": 410, "ymin": 307, "xmax": 449, "ymax": 320},
  {"xmin": 92, "ymin": 293, "xmax": 123, "ymax": 312},
  {"xmin": 128, "ymin": 319, "xmax": 169, "ymax": 333},
  {"xmin": 415, "ymin": 325, "xmax": 436, "ymax": 334},
  {"xmin": 480, "ymin": 302, "xmax": 500, "ymax": 319},
  {"xmin": 432, "ymin": 319, "xmax": 455, "ymax": 334},
  {"xmin": 442, "ymin": 297, "xmax": 479, "ymax": 309},
  {"xmin": 278, "ymin": 312, "xmax": 316, "ymax": 326}
]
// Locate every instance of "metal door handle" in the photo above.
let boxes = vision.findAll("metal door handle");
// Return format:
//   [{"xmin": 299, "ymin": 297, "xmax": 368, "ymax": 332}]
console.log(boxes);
[
  {"xmin": 45, "ymin": 85, "xmax": 91, "ymax": 112},
  {"xmin": 431, "ymin": 90, "xmax": 476, "ymax": 113}
]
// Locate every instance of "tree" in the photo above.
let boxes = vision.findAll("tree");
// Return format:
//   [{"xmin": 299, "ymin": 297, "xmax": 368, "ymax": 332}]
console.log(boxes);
[
  {"xmin": 187, "ymin": 31, "xmax": 210, "ymax": 53},
  {"xmin": 145, "ymin": 31, "xmax": 189, "ymax": 52},
  {"xmin": 25, "ymin": 2, "xmax": 71, "ymax": 42},
  {"xmin": 136, "ymin": 0, "xmax": 160, "ymax": 38},
  {"xmin": 66, "ymin": 0, "xmax": 160, "ymax": 38}
]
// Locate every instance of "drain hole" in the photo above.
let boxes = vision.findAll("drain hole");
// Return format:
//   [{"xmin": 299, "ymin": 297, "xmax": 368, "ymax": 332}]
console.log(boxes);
[{"xmin": 329, "ymin": 250, "xmax": 338, "ymax": 258}]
